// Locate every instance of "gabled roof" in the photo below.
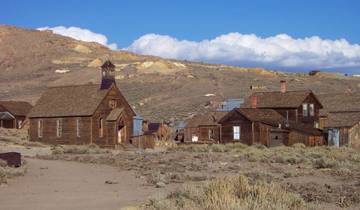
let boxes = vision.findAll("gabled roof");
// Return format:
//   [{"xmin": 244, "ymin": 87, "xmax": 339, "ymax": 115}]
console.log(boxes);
[
  {"xmin": 0, "ymin": 101, "xmax": 33, "ymax": 116},
  {"xmin": 186, "ymin": 111, "xmax": 228, "ymax": 128},
  {"xmin": 106, "ymin": 107, "xmax": 124, "ymax": 121},
  {"xmin": 28, "ymin": 84, "xmax": 110, "ymax": 118},
  {"xmin": 233, "ymin": 108, "xmax": 285, "ymax": 127},
  {"xmin": 220, "ymin": 108, "xmax": 323, "ymax": 136},
  {"xmin": 325, "ymin": 111, "xmax": 360, "ymax": 128},
  {"xmin": 318, "ymin": 93, "xmax": 360, "ymax": 116},
  {"xmin": 242, "ymin": 90, "xmax": 323, "ymax": 109},
  {"xmin": 0, "ymin": 112, "xmax": 15, "ymax": 120}
]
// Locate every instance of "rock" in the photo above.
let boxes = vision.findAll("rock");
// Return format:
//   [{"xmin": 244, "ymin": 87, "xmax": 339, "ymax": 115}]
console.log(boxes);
[
  {"xmin": 105, "ymin": 180, "xmax": 118, "ymax": 184},
  {"xmin": 155, "ymin": 181, "xmax": 166, "ymax": 188}
]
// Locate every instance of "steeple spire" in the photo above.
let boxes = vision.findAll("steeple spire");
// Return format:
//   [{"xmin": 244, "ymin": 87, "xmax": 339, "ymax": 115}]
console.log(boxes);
[{"xmin": 100, "ymin": 60, "xmax": 116, "ymax": 89}]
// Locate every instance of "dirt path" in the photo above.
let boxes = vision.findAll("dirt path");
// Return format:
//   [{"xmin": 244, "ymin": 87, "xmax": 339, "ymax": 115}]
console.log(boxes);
[{"xmin": 0, "ymin": 158, "xmax": 163, "ymax": 210}]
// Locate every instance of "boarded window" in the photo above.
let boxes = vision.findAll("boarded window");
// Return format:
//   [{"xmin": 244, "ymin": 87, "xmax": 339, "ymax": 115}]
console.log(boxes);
[
  {"xmin": 233, "ymin": 126, "xmax": 240, "ymax": 140},
  {"xmin": 109, "ymin": 100, "xmax": 117, "ymax": 109},
  {"xmin": 99, "ymin": 118, "xmax": 104, "ymax": 137},
  {"xmin": 76, "ymin": 119, "xmax": 80, "ymax": 137},
  {"xmin": 309, "ymin": 104, "xmax": 315, "ymax": 116},
  {"xmin": 302, "ymin": 103, "xmax": 308, "ymax": 117},
  {"xmin": 56, "ymin": 119, "xmax": 62, "ymax": 137},
  {"xmin": 38, "ymin": 120, "xmax": 43, "ymax": 138}
]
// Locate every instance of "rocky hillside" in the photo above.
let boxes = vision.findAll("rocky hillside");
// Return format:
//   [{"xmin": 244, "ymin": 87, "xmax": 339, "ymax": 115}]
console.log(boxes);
[{"xmin": 1, "ymin": 25, "xmax": 360, "ymax": 122}]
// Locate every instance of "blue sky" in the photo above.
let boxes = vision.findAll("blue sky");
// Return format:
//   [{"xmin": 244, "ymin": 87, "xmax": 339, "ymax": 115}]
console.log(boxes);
[{"xmin": 1, "ymin": 0, "xmax": 360, "ymax": 73}]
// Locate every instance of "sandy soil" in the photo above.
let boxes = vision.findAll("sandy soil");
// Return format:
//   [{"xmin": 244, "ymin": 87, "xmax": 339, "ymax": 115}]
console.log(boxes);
[{"xmin": 0, "ymin": 158, "xmax": 166, "ymax": 210}]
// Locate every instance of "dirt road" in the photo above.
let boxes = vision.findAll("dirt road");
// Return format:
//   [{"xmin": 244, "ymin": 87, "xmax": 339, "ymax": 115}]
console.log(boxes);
[{"xmin": 0, "ymin": 158, "xmax": 162, "ymax": 210}]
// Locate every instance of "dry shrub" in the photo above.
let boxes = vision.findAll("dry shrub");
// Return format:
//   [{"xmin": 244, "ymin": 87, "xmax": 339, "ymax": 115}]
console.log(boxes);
[
  {"xmin": 0, "ymin": 161, "xmax": 27, "ymax": 185},
  {"xmin": 145, "ymin": 175, "xmax": 305, "ymax": 210},
  {"xmin": 292, "ymin": 143, "xmax": 306, "ymax": 149},
  {"xmin": 313, "ymin": 157, "xmax": 337, "ymax": 169},
  {"xmin": 0, "ymin": 159, "xmax": 7, "ymax": 167},
  {"xmin": 51, "ymin": 144, "xmax": 109, "ymax": 155},
  {"xmin": 155, "ymin": 140, "xmax": 177, "ymax": 148}
]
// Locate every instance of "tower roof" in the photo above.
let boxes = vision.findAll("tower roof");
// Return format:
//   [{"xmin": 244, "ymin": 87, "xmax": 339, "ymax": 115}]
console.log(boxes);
[{"xmin": 101, "ymin": 60, "xmax": 115, "ymax": 69}]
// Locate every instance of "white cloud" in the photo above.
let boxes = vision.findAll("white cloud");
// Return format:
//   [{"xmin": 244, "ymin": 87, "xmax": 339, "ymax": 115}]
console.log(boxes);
[
  {"xmin": 126, "ymin": 33, "xmax": 360, "ymax": 71},
  {"xmin": 38, "ymin": 26, "xmax": 117, "ymax": 50}
]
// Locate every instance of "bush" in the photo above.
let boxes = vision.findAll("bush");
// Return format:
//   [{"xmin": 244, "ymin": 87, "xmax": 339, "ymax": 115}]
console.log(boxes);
[
  {"xmin": 292, "ymin": 143, "xmax": 306, "ymax": 149},
  {"xmin": 0, "ymin": 161, "xmax": 27, "ymax": 185},
  {"xmin": 313, "ymin": 157, "xmax": 337, "ymax": 169}
]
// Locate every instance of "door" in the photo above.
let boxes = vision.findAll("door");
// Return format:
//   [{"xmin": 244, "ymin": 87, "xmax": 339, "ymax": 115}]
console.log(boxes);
[
  {"xmin": 328, "ymin": 129, "xmax": 340, "ymax": 147},
  {"xmin": 117, "ymin": 124, "xmax": 126, "ymax": 143}
]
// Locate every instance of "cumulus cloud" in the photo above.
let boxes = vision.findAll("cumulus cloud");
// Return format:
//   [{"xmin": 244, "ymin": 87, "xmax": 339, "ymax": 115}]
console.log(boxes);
[
  {"xmin": 38, "ymin": 26, "xmax": 117, "ymax": 50},
  {"xmin": 126, "ymin": 33, "xmax": 360, "ymax": 71}
]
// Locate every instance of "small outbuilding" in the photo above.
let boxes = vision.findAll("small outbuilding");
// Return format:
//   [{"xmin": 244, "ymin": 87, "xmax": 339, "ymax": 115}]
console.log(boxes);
[
  {"xmin": 0, "ymin": 101, "xmax": 33, "ymax": 129},
  {"xmin": 325, "ymin": 111, "xmax": 360, "ymax": 148},
  {"xmin": 184, "ymin": 112, "xmax": 228, "ymax": 143}
]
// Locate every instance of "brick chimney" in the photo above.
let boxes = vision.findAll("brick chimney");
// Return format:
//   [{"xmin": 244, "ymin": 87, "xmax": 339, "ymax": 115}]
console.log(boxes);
[
  {"xmin": 251, "ymin": 95, "xmax": 257, "ymax": 109},
  {"xmin": 280, "ymin": 80, "xmax": 286, "ymax": 93}
]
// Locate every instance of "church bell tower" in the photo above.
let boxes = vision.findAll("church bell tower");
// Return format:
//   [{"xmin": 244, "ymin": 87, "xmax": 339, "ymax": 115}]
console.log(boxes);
[{"xmin": 100, "ymin": 60, "xmax": 116, "ymax": 89}]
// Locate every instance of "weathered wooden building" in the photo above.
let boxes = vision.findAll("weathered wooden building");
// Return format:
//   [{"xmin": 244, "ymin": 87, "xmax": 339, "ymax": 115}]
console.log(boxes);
[
  {"xmin": 242, "ymin": 81, "xmax": 323, "ymax": 128},
  {"xmin": 142, "ymin": 122, "xmax": 172, "ymax": 141},
  {"xmin": 219, "ymin": 108, "xmax": 324, "ymax": 146},
  {"xmin": 318, "ymin": 93, "xmax": 360, "ymax": 130},
  {"xmin": 28, "ymin": 61, "xmax": 136, "ymax": 147},
  {"xmin": 0, "ymin": 101, "xmax": 33, "ymax": 129},
  {"xmin": 184, "ymin": 112, "xmax": 228, "ymax": 143},
  {"xmin": 324, "ymin": 111, "xmax": 360, "ymax": 148}
]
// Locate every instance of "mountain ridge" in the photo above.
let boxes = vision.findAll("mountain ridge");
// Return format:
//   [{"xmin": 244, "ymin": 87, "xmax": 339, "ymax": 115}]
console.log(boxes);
[{"xmin": 1, "ymin": 25, "xmax": 359, "ymax": 121}]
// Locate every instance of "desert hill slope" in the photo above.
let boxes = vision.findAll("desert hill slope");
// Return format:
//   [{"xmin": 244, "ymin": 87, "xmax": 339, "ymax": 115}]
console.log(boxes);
[{"xmin": 1, "ymin": 25, "xmax": 359, "ymax": 121}]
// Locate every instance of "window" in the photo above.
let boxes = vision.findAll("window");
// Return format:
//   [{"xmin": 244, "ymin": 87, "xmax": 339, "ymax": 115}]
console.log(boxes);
[
  {"xmin": 99, "ymin": 118, "xmax": 104, "ymax": 137},
  {"xmin": 17, "ymin": 120, "xmax": 23, "ymax": 129},
  {"xmin": 38, "ymin": 120, "xmax": 43, "ymax": 138},
  {"xmin": 208, "ymin": 129, "xmax": 215, "ymax": 140},
  {"xmin": 109, "ymin": 100, "xmax": 117, "ymax": 109},
  {"xmin": 302, "ymin": 103, "xmax": 308, "ymax": 117},
  {"xmin": 192, "ymin": 135, "xmax": 198, "ymax": 142},
  {"xmin": 56, "ymin": 119, "xmax": 62, "ymax": 137},
  {"xmin": 233, "ymin": 126, "xmax": 240, "ymax": 140},
  {"xmin": 309, "ymin": 104, "xmax": 315, "ymax": 116},
  {"xmin": 76, "ymin": 119, "xmax": 80, "ymax": 137},
  {"xmin": 314, "ymin": 121, "xmax": 319, "ymax": 129}
]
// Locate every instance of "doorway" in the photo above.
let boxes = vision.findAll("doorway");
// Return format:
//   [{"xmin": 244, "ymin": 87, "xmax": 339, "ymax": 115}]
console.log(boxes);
[{"xmin": 117, "ymin": 120, "xmax": 126, "ymax": 144}]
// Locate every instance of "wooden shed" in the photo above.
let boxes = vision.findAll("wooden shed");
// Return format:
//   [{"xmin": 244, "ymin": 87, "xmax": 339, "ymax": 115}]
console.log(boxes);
[
  {"xmin": 28, "ymin": 61, "xmax": 136, "ymax": 148},
  {"xmin": 184, "ymin": 112, "xmax": 227, "ymax": 143},
  {"xmin": 324, "ymin": 111, "xmax": 360, "ymax": 148},
  {"xmin": 0, "ymin": 101, "xmax": 33, "ymax": 129}
]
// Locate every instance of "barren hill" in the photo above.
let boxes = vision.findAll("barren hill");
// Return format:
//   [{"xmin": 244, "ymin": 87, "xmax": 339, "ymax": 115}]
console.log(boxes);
[{"xmin": 1, "ymin": 25, "xmax": 360, "ymax": 121}]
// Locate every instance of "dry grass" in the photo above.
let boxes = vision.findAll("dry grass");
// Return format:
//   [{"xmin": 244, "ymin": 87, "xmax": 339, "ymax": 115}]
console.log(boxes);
[
  {"xmin": 171, "ymin": 143, "xmax": 360, "ymax": 173},
  {"xmin": 50, "ymin": 144, "xmax": 110, "ymax": 155},
  {"xmin": 144, "ymin": 175, "xmax": 305, "ymax": 210},
  {"xmin": 0, "ymin": 128, "xmax": 45, "ymax": 147}
]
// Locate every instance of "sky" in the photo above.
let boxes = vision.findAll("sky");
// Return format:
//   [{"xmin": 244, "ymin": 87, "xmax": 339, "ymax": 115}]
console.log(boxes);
[{"xmin": 1, "ymin": 0, "xmax": 360, "ymax": 74}]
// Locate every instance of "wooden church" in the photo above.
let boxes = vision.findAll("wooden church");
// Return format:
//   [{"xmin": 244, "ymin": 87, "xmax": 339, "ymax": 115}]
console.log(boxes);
[{"xmin": 28, "ymin": 61, "xmax": 136, "ymax": 147}]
